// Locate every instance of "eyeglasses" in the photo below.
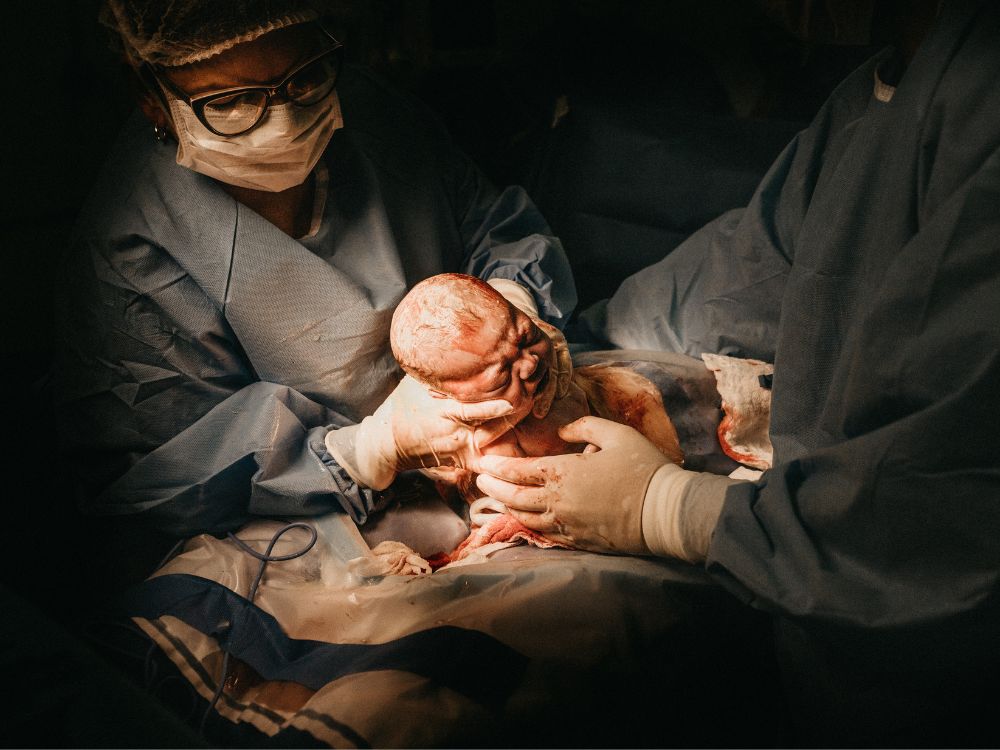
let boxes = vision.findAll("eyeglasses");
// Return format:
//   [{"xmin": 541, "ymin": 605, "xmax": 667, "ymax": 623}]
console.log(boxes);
[{"xmin": 147, "ymin": 33, "xmax": 344, "ymax": 137}]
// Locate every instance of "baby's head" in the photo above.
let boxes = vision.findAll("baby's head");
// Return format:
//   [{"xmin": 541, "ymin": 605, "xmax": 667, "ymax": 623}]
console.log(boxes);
[{"xmin": 391, "ymin": 274, "xmax": 556, "ymax": 423}]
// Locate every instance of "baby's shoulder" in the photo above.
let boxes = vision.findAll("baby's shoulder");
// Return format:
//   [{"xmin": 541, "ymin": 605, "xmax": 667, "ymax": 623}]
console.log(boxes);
[{"xmin": 511, "ymin": 385, "xmax": 591, "ymax": 457}]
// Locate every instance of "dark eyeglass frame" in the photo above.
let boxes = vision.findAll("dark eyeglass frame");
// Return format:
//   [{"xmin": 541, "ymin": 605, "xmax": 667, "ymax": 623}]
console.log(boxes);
[{"xmin": 146, "ymin": 30, "xmax": 344, "ymax": 137}]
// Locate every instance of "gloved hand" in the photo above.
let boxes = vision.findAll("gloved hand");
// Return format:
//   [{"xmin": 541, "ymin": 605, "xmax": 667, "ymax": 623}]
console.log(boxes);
[
  {"xmin": 326, "ymin": 375, "xmax": 516, "ymax": 491},
  {"xmin": 474, "ymin": 416, "xmax": 741, "ymax": 560},
  {"xmin": 472, "ymin": 416, "xmax": 670, "ymax": 553}
]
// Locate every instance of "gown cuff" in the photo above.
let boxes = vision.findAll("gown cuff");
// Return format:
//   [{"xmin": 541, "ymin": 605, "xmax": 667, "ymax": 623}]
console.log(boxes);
[
  {"xmin": 325, "ymin": 420, "xmax": 399, "ymax": 491},
  {"xmin": 325, "ymin": 424, "xmax": 368, "ymax": 486},
  {"xmin": 641, "ymin": 464, "xmax": 745, "ymax": 563},
  {"xmin": 314, "ymin": 427, "xmax": 385, "ymax": 524}
]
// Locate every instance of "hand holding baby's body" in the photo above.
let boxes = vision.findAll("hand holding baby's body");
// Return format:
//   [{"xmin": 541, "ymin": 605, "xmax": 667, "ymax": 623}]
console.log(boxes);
[
  {"xmin": 444, "ymin": 368, "xmax": 683, "ymax": 497},
  {"xmin": 388, "ymin": 274, "xmax": 685, "ymax": 563},
  {"xmin": 424, "ymin": 378, "xmax": 593, "ymax": 501}
]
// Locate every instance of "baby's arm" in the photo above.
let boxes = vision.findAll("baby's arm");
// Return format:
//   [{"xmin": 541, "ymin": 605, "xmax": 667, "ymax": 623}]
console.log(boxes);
[
  {"xmin": 507, "ymin": 380, "xmax": 592, "ymax": 457},
  {"xmin": 574, "ymin": 365, "xmax": 684, "ymax": 465}
]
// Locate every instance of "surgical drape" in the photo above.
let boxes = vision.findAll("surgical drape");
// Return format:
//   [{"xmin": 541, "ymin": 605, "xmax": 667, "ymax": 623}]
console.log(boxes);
[{"xmin": 54, "ymin": 65, "xmax": 575, "ymax": 536}]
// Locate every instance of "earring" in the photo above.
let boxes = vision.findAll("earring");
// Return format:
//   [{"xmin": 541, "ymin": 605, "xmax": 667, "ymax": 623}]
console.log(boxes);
[{"xmin": 153, "ymin": 124, "xmax": 169, "ymax": 142}]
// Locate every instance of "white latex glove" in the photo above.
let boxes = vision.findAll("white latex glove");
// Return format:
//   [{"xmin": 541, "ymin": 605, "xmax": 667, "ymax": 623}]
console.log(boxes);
[
  {"xmin": 472, "ymin": 416, "xmax": 667, "ymax": 553},
  {"xmin": 326, "ymin": 375, "xmax": 516, "ymax": 491},
  {"xmin": 487, "ymin": 278, "xmax": 573, "ymax": 414},
  {"xmin": 474, "ymin": 416, "xmax": 742, "ymax": 560}
]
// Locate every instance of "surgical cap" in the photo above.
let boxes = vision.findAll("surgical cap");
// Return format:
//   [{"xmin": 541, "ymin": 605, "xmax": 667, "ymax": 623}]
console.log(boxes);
[{"xmin": 99, "ymin": 0, "xmax": 324, "ymax": 67}]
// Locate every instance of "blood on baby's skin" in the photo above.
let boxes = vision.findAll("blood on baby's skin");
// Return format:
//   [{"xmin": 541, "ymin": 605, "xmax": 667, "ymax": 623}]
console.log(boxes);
[
  {"xmin": 605, "ymin": 390, "xmax": 653, "ymax": 431},
  {"xmin": 453, "ymin": 315, "xmax": 486, "ymax": 342}
]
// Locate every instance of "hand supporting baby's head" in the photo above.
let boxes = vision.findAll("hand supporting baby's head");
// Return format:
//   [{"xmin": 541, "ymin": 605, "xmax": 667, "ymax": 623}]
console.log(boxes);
[{"xmin": 390, "ymin": 274, "xmax": 557, "ymax": 424}]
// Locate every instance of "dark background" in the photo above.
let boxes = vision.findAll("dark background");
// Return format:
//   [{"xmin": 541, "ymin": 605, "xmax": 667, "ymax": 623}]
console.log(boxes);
[
  {"xmin": 1, "ymin": 0, "xmax": 874, "ymax": 375},
  {"xmin": 0, "ymin": 1, "xmax": 876, "ymax": 745}
]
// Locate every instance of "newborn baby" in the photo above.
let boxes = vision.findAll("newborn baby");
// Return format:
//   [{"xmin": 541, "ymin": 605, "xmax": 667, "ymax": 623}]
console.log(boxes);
[{"xmin": 389, "ymin": 274, "xmax": 684, "ymax": 563}]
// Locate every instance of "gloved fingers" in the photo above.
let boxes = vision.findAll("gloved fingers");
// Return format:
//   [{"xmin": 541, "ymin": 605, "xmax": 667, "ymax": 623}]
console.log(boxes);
[
  {"xmin": 438, "ymin": 397, "xmax": 514, "ymax": 424},
  {"xmin": 472, "ymin": 413, "xmax": 521, "ymax": 448},
  {"xmin": 474, "ymin": 473, "xmax": 551, "ymax": 511},
  {"xmin": 556, "ymin": 415, "xmax": 636, "ymax": 448},
  {"xmin": 507, "ymin": 506, "xmax": 558, "ymax": 534},
  {"xmin": 390, "ymin": 376, "xmax": 507, "ymax": 423},
  {"xmin": 473, "ymin": 453, "xmax": 566, "ymax": 486},
  {"xmin": 385, "ymin": 374, "xmax": 430, "ymax": 409},
  {"xmin": 507, "ymin": 508, "xmax": 579, "ymax": 548}
]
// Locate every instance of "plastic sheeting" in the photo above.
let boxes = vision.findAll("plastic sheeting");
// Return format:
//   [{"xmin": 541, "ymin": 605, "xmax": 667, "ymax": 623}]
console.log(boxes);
[
  {"xmin": 130, "ymin": 515, "xmax": 725, "ymax": 747},
  {"xmin": 121, "ymin": 351, "xmax": 771, "ymax": 746}
]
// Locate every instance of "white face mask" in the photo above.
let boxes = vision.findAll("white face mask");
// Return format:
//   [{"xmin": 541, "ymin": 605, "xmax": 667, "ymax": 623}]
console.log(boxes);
[{"xmin": 167, "ymin": 91, "xmax": 343, "ymax": 192}]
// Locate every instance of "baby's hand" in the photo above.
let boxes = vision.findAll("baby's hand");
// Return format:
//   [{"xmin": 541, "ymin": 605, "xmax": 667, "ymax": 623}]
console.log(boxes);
[{"xmin": 420, "ymin": 465, "xmax": 480, "ymax": 502}]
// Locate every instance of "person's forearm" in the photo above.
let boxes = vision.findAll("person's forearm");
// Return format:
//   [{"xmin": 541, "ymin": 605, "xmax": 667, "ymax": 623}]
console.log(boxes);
[{"xmin": 90, "ymin": 382, "xmax": 382, "ymax": 535}]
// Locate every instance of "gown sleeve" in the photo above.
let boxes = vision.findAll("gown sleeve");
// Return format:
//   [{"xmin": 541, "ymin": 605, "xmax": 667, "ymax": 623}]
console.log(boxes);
[
  {"xmin": 705, "ymin": 145, "xmax": 1000, "ymax": 666},
  {"xmin": 577, "ymin": 122, "xmax": 830, "ymax": 360},
  {"xmin": 53, "ymin": 234, "xmax": 384, "ymax": 538},
  {"xmin": 444, "ymin": 147, "xmax": 578, "ymax": 328}
]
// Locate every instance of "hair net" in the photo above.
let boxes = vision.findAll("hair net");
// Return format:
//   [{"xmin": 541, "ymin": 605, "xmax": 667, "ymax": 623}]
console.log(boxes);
[{"xmin": 99, "ymin": 0, "xmax": 325, "ymax": 67}]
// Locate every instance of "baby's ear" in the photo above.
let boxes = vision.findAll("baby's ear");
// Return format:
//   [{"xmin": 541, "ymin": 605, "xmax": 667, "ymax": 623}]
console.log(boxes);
[{"xmin": 532, "ymin": 378, "xmax": 557, "ymax": 420}]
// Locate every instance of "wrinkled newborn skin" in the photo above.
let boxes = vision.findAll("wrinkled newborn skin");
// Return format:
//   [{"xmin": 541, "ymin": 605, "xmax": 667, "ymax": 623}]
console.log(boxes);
[
  {"xmin": 390, "ymin": 274, "xmax": 683, "ymax": 497},
  {"xmin": 391, "ymin": 273, "xmax": 576, "ymax": 458}
]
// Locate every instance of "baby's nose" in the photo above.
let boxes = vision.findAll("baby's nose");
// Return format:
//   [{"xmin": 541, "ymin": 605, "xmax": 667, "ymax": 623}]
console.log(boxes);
[{"xmin": 516, "ymin": 352, "xmax": 539, "ymax": 381}]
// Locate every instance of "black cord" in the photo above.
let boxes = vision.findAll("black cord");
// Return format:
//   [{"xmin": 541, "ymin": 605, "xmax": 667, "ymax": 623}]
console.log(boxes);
[{"xmin": 198, "ymin": 522, "xmax": 319, "ymax": 736}]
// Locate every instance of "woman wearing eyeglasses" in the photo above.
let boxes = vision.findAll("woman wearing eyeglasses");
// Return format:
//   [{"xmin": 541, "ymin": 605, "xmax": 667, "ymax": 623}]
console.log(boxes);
[{"xmin": 54, "ymin": 1, "xmax": 576, "ymax": 552}]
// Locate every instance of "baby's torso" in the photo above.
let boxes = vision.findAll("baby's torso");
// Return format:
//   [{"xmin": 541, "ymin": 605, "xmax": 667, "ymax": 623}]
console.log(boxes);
[
  {"xmin": 481, "ymin": 364, "xmax": 684, "ymax": 464},
  {"xmin": 573, "ymin": 364, "xmax": 684, "ymax": 465},
  {"xmin": 501, "ymin": 380, "xmax": 593, "ymax": 457}
]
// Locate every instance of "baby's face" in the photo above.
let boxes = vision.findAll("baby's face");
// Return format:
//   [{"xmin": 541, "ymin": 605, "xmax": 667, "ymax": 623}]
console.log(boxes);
[{"xmin": 429, "ymin": 302, "xmax": 555, "ymax": 424}]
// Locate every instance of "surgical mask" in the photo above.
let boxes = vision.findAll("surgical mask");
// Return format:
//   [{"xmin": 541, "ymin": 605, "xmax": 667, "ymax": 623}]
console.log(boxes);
[{"xmin": 167, "ymin": 91, "xmax": 343, "ymax": 192}]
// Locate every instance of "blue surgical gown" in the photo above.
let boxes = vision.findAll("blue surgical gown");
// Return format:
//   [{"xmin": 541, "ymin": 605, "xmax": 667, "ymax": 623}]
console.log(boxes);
[
  {"xmin": 54, "ymin": 65, "xmax": 575, "ymax": 537},
  {"xmin": 582, "ymin": 0, "xmax": 1000, "ymax": 678}
]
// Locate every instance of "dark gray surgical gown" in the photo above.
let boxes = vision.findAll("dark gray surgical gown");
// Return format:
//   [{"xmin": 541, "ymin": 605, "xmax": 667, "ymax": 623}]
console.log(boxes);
[
  {"xmin": 582, "ymin": 0, "xmax": 999, "ymax": 741},
  {"xmin": 55, "ymin": 66, "xmax": 575, "ymax": 538}
]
